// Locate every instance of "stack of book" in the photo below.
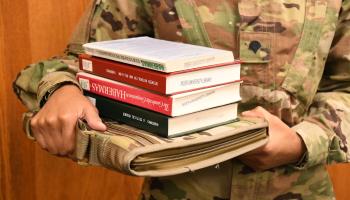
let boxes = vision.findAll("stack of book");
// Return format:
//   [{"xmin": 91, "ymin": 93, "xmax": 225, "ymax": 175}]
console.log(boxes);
[{"xmin": 77, "ymin": 37, "xmax": 241, "ymax": 137}]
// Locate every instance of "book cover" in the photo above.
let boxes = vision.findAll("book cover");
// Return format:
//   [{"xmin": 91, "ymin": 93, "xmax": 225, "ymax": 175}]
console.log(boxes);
[
  {"xmin": 79, "ymin": 54, "xmax": 241, "ymax": 94},
  {"xmin": 83, "ymin": 37, "xmax": 235, "ymax": 73},
  {"xmin": 77, "ymin": 72, "xmax": 241, "ymax": 116},
  {"xmin": 85, "ymin": 91, "xmax": 238, "ymax": 137}
]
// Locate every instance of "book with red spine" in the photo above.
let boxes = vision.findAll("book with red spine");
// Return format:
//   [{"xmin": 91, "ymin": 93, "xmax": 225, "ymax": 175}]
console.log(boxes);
[
  {"xmin": 77, "ymin": 72, "xmax": 241, "ymax": 117},
  {"xmin": 79, "ymin": 54, "xmax": 241, "ymax": 95}
]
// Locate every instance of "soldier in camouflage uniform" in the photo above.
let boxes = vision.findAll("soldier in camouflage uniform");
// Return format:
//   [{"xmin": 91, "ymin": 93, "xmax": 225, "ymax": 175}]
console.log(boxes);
[{"xmin": 13, "ymin": 0, "xmax": 350, "ymax": 199}]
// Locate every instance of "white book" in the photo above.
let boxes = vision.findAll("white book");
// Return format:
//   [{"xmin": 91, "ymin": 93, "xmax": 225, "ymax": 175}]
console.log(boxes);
[{"xmin": 83, "ymin": 37, "xmax": 235, "ymax": 73}]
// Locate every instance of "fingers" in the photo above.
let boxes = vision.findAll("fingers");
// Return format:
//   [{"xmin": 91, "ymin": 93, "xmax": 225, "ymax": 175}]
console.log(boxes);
[
  {"xmin": 31, "ymin": 128, "xmax": 47, "ymax": 150},
  {"xmin": 239, "ymin": 155, "xmax": 270, "ymax": 171},
  {"xmin": 241, "ymin": 106, "xmax": 273, "ymax": 120},
  {"xmin": 30, "ymin": 109, "xmax": 78, "ymax": 156},
  {"xmin": 30, "ymin": 102, "xmax": 106, "ymax": 156},
  {"xmin": 31, "ymin": 115, "xmax": 62, "ymax": 155},
  {"xmin": 82, "ymin": 105, "xmax": 107, "ymax": 131},
  {"xmin": 238, "ymin": 144, "xmax": 276, "ymax": 171},
  {"xmin": 238, "ymin": 145, "xmax": 265, "ymax": 156},
  {"xmin": 28, "ymin": 86, "xmax": 106, "ymax": 157},
  {"xmin": 31, "ymin": 116, "xmax": 55, "ymax": 153},
  {"xmin": 60, "ymin": 114, "xmax": 77, "ymax": 155}
]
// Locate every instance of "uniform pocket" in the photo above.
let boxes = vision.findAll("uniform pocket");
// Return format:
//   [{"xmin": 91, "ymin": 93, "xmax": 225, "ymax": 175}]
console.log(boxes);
[
  {"xmin": 239, "ymin": 31, "xmax": 271, "ymax": 63},
  {"xmin": 239, "ymin": 31, "xmax": 272, "ymax": 88}
]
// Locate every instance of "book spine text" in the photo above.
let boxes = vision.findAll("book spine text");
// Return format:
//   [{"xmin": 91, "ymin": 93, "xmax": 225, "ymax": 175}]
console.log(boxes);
[
  {"xmin": 79, "ymin": 55, "xmax": 167, "ymax": 94},
  {"xmin": 85, "ymin": 47, "xmax": 166, "ymax": 71},
  {"xmin": 85, "ymin": 92, "xmax": 170, "ymax": 137},
  {"xmin": 77, "ymin": 74, "xmax": 172, "ymax": 115}
]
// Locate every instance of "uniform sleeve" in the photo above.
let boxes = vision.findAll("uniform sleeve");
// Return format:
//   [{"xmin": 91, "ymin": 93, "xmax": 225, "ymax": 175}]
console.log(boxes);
[
  {"xmin": 13, "ymin": 0, "xmax": 154, "ymax": 111},
  {"xmin": 13, "ymin": 56, "xmax": 81, "ymax": 111},
  {"xmin": 292, "ymin": 1, "xmax": 350, "ymax": 168}
]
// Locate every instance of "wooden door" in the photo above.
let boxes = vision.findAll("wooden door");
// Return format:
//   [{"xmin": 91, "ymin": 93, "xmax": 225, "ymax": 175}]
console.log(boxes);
[
  {"xmin": 0, "ymin": 1, "xmax": 143, "ymax": 200},
  {"xmin": 0, "ymin": 1, "xmax": 349, "ymax": 200}
]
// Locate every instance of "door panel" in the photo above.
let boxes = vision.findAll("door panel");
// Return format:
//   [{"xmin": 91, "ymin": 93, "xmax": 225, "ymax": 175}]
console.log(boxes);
[{"xmin": 0, "ymin": 1, "xmax": 143, "ymax": 200}]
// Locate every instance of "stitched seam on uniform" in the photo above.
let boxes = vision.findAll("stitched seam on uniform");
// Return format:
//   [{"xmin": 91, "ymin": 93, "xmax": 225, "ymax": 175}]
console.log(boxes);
[
  {"xmin": 175, "ymin": 0, "xmax": 211, "ymax": 47},
  {"xmin": 189, "ymin": 0, "xmax": 213, "ymax": 47},
  {"xmin": 87, "ymin": 0, "xmax": 100, "ymax": 42},
  {"xmin": 281, "ymin": 0, "xmax": 327, "ymax": 94}
]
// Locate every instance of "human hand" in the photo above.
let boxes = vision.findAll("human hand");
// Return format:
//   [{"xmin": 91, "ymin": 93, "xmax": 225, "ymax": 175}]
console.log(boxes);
[
  {"xmin": 30, "ymin": 85, "xmax": 106, "ymax": 156},
  {"xmin": 239, "ymin": 106, "xmax": 306, "ymax": 171}
]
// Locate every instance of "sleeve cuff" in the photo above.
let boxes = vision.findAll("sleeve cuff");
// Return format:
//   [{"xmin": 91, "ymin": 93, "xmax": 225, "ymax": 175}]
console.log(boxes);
[
  {"xmin": 292, "ymin": 120, "xmax": 330, "ymax": 169},
  {"xmin": 37, "ymin": 71, "xmax": 82, "ymax": 107}
]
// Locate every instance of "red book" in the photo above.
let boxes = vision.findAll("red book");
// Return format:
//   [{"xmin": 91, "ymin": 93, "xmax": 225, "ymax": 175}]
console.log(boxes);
[
  {"xmin": 77, "ymin": 72, "xmax": 241, "ymax": 117},
  {"xmin": 79, "ymin": 54, "xmax": 240, "ymax": 95}
]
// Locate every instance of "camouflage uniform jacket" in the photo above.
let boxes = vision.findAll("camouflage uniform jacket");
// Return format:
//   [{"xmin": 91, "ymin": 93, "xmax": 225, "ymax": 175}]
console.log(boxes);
[{"xmin": 13, "ymin": 0, "xmax": 350, "ymax": 199}]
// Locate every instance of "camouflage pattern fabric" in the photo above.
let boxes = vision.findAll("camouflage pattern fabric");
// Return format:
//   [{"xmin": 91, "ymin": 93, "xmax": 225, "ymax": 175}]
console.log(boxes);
[
  {"xmin": 22, "ymin": 112, "xmax": 268, "ymax": 177},
  {"xmin": 13, "ymin": 0, "xmax": 350, "ymax": 199},
  {"xmin": 76, "ymin": 117, "xmax": 267, "ymax": 177}
]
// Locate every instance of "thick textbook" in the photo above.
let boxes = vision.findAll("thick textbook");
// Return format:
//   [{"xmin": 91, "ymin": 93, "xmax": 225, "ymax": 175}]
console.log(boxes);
[
  {"xmin": 79, "ymin": 54, "xmax": 241, "ymax": 95},
  {"xmin": 85, "ymin": 92, "xmax": 238, "ymax": 137},
  {"xmin": 77, "ymin": 72, "xmax": 241, "ymax": 116},
  {"xmin": 83, "ymin": 37, "xmax": 235, "ymax": 73}
]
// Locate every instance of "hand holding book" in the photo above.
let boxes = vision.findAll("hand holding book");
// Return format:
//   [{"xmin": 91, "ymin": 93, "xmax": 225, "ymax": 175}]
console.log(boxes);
[
  {"xmin": 29, "ymin": 85, "xmax": 106, "ymax": 155},
  {"xmin": 239, "ymin": 106, "xmax": 307, "ymax": 170}
]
